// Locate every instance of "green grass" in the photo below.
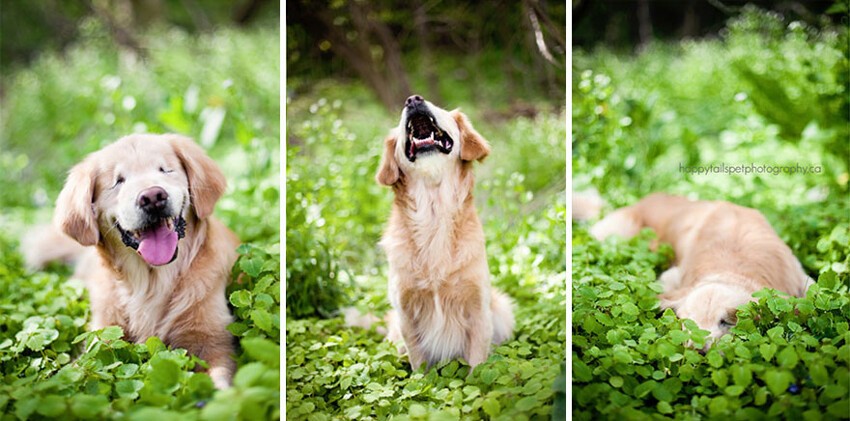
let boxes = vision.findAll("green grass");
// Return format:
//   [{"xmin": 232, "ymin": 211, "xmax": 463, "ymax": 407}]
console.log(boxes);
[
  {"xmin": 572, "ymin": 7, "xmax": 850, "ymax": 419},
  {"xmin": 0, "ymin": 21, "xmax": 280, "ymax": 419},
  {"xmin": 285, "ymin": 81, "xmax": 567, "ymax": 418}
]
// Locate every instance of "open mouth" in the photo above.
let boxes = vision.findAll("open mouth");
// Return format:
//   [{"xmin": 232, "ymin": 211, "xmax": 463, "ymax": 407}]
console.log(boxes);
[
  {"xmin": 118, "ymin": 216, "xmax": 186, "ymax": 266},
  {"xmin": 404, "ymin": 112, "xmax": 454, "ymax": 162}
]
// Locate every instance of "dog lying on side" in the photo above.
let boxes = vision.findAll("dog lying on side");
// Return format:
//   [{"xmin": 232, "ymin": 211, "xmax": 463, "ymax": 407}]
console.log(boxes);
[
  {"xmin": 374, "ymin": 95, "xmax": 515, "ymax": 370},
  {"xmin": 22, "ymin": 134, "xmax": 238, "ymax": 388},
  {"xmin": 589, "ymin": 193, "xmax": 813, "ymax": 348}
]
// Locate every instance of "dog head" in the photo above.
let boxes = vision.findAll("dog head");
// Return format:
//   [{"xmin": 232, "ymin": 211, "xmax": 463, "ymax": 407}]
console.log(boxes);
[
  {"xmin": 376, "ymin": 95, "xmax": 490, "ymax": 186},
  {"xmin": 54, "ymin": 134, "xmax": 225, "ymax": 266},
  {"xmin": 659, "ymin": 280, "xmax": 755, "ymax": 351}
]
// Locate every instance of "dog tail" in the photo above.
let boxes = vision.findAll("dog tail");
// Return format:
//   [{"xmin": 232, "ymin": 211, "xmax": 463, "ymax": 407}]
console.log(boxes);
[
  {"xmin": 490, "ymin": 288, "xmax": 515, "ymax": 345},
  {"xmin": 588, "ymin": 206, "xmax": 644, "ymax": 241},
  {"xmin": 571, "ymin": 189, "xmax": 605, "ymax": 222},
  {"xmin": 20, "ymin": 224, "xmax": 87, "ymax": 270}
]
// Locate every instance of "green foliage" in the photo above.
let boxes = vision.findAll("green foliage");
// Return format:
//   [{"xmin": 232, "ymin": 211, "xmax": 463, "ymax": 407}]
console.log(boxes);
[
  {"xmin": 286, "ymin": 83, "xmax": 566, "ymax": 417},
  {"xmin": 228, "ymin": 244, "xmax": 281, "ymax": 345},
  {"xmin": 573, "ymin": 8, "xmax": 848, "ymax": 206},
  {"xmin": 0, "ymin": 22, "xmax": 279, "ymax": 420},
  {"xmin": 572, "ymin": 228, "xmax": 850, "ymax": 419},
  {"xmin": 573, "ymin": 7, "xmax": 850, "ymax": 419},
  {"xmin": 0, "ymin": 229, "xmax": 280, "ymax": 420}
]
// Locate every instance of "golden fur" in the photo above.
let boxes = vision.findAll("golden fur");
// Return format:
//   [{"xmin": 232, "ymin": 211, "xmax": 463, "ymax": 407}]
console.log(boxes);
[
  {"xmin": 591, "ymin": 193, "xmax": 813, "ymax": 348},
  {"xmin": 376, "ymin": 97, "xmax": 514, "ymax": 369},
  {"xmin": 25, "ymin": 134, "xmax": 237, "ymax": 388}
]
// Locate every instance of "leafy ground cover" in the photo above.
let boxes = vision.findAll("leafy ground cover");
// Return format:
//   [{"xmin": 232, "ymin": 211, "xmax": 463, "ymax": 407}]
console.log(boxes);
[
  {"xmin": 0, "ymin": 21, "xmax": 280, "ymax": 420},
  {"xmin": 572, "ymin": 7, "xmax": 850, "ymax": 419},
  {"xmin": 286, "ymin": 80, "xmax": 567, "ymax": 418}
]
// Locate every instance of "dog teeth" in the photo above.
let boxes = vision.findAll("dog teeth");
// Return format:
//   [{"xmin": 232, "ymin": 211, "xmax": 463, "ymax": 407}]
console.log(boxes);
[
  {"xmin": 412, "ymin": 133, "xmax": 435, "ymax": 147},
  {"xmin": 166, "ymin": 218, "xmax": 175, "ymax": 231}
]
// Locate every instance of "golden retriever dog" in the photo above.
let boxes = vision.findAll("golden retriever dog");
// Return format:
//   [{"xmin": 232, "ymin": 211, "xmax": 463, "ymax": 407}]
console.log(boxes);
[
  {"xmin": 375, "ymin": 95, "xmax": 514, "ymax": 370},
  {"xmin": 590, "ymin": 193, "xmax": 813, "ymax": 349},
  {"xmin": 23, "ymin": 134, "xmax": 238, "ymax": 388}
]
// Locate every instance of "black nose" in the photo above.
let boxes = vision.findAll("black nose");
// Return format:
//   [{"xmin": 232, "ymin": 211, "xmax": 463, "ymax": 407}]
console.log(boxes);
[
  {"xmin": 137, "ymin": 187, "xmax": 169, "ymax": 213},
  {"xmin": 405, "ymin": 95, "xmax": 424, "ymax": 108}
]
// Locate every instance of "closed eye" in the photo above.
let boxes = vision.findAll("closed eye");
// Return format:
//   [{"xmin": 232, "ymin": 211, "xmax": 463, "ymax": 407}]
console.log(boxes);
[
  {"xmin": 159, "ymin": 167, "xmax": 174, "ymax": 174},
  {"xmin": 113, "ymin": 175, "xmax": 125, "ymax": 188},
  {"xmin": 719, "ymin": 319, "xmax": 734, "ymax": 328}
]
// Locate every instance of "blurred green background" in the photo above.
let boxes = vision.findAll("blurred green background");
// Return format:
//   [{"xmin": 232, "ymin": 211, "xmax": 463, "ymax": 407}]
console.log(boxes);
[
  {"xmin": 286, "ymin": 1, "xmax": 568, "ymax": 419},
  {"xmin": 1, "ymin": 0, "xmax": 280, "ymax": 243},
  {"xmin": 1, "ymin": 1, "xmax": 281, "ymax": 419}
]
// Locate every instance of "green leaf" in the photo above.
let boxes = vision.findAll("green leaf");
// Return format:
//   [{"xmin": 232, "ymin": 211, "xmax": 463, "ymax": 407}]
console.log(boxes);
[
  {"xmin": 116, "ymin": 380, "xmax": 145, "ymax": 399},
  {"xmin": 70, "ymin": 395, "xmax": 109, "ymax": 419},
  {"xmin": 233, "ymin": 362, "xmax": 266, "ymax": 388},
  {"xmin": 242, "ymin": 337, "xmax": 280, "ymax": 368},
  {"xmin": 809, "ymin": 363, "xmax": 828, "ymax": 386},
  {"xmin": 760, "ymin": 343, "xmax": 778, "ymax": 362},
  {"xmin": 777, "ymin": 346, "xmax": 799, "ymax": 369},
  {"xmin": 573, "ymin": 359, "xmax": 592, "ymax": 382},
  {"xmin": 116, "ymin": 363, "xmax": 139, "ymax": 378},
  {"xmin": 609, "ymin": 376, "xmax": 624, "ymax": 388},
  {"xmin": 621, "ymin": 302, "xmax": 639, "ymax": 316},
  {"xmin": 145, "ymin": 337, "xmax": 166, "ymax": 355},
  {"xmin": 36, "ymin": 395, "xmax": 66, "ymax": 417},
  {"xmin": 148, "ymin": 356, "xmax": 181, "ymax": 391},
  {"xmin": 711, "ymin": 370, "xmax": 729, "ymax": 388},
  {"xmin": 730, "ymin": 365, "xmax": 752, "ymax": 387},
  {"xmin": 827, "ymin": 400, "xmax": 850, "ymax": 417},
  {"xmin": 763, "ymin": 370, "xmax": 793, "ymax": 396},
  {"xmin": 482, "ymin": 397, "xmax": 501, "ymax": 417},
  {"xmin": 725, "ymin": 385, "xmax": 745, "ymax": 397},
  {"xmin": 409, "ymin": 404, "xmax": 426, "ymax": 417},
  {"xmin": 100, "ymin": 326, "xmax": 124, "ymax": 341},
  {"xmin": 707, "ymin": 350, "xmax": 724, "ymax": 368},
  {"xmin": 230, "ymin": 290, "xmax": 253, "ymax": 308},
  {"xmin": 250, "ymin": 308, "xmax": 273, "ymax": 332},
  {"xmin": 709, "ymin": 396, "xmax": 729, "ymax": 415},
  {"xmin": 240, "ymin": 256, "xmax": 264, "ymax": 277},
  {"xmin": 514, "ymin": 396, "xmax": 538, "ymax": 411},
  {"xmin": 657, "ymin": 401, "xmax": 673, "ymax": 414}
]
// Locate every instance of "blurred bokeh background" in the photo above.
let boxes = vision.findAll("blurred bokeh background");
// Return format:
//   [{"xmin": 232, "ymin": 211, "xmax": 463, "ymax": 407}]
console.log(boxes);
[
  {"xmin": 1, "ymin": 0, "xmax": 280, "ymax": 244},
  {"xmin": 572, "ymin": 1, "xmax": 848, "ymax": 215},
  {"xmin": 574, "ymin": 0, "xmax": 842, "ymax": 49}
]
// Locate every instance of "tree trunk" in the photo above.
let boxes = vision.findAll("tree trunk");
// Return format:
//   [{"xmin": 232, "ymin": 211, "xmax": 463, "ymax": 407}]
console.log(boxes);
[{"xmin": 637, "ymin": 0, "xmax": 653, "ymax": 48}]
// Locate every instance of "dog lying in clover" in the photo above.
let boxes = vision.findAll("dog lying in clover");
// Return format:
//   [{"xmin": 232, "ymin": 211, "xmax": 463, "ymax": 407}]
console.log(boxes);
[{"xmin": 23, "ymin": 134, "xmax": 238, "ymax": 389}]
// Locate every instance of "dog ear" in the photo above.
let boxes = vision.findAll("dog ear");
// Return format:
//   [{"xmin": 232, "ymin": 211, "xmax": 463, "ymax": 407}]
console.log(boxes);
[
  {"xmin": 376, "ymin": 133, "xmax": 401, "ymax": 186},
  {"xmin": 453, "ymin": 110, "xmax": 490, "ymax": 162},
  {"xmin": 54, "ymin": 160, "xmax": 99, "ymax": 246},
  {"xmin": 168, "ymin": 135, "xmax": 226, "ymax": 219}
]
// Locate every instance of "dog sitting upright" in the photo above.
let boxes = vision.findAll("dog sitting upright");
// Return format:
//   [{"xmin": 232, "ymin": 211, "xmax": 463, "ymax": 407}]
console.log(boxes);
[
  {"xmin": 375, "ymin": 95, "xmax": 515, "ymax": 370},
  {"xmin": 590, "ymin": 193, "xmax": 814, "ymax": 348}
]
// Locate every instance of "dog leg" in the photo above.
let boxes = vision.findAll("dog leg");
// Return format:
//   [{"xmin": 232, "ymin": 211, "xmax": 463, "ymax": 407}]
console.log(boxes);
[
  {"xmin": 464, "ymin": 320, "xmax": 492, "ymax": 369},
  {"xmin": 659, "ymin": 266, "xmax": 683, "ymax": 293},
  {"xmin": 176, "ymin": 330, "xmax": 235, "ymax": 389},
  {"xmin": 397, "ymin": 318, "xmax": 428, "ymax": 370}
]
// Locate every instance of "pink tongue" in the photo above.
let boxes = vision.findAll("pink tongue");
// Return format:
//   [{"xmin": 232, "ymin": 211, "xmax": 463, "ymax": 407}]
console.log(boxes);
[{"xmin": 137, "ymin": 224, "xmax": 178, "ymax": 266}]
